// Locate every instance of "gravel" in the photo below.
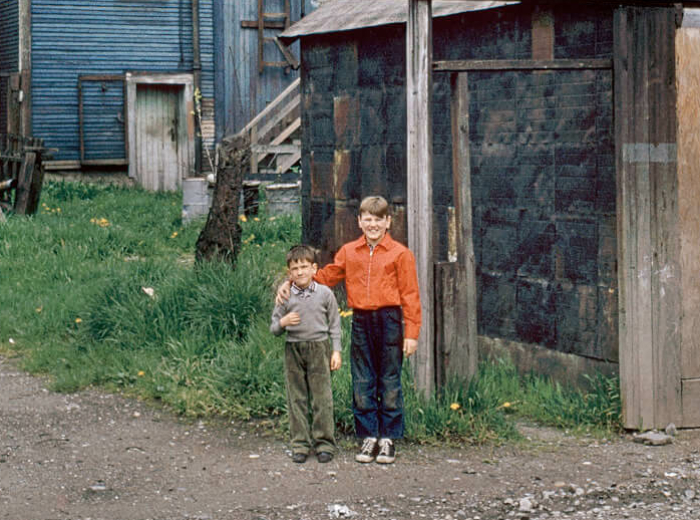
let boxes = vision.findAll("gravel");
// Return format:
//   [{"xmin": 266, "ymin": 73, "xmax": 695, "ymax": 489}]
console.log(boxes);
[{"xmin": 2, "ymin": 355, "xmax": 700, "ymax": 520}]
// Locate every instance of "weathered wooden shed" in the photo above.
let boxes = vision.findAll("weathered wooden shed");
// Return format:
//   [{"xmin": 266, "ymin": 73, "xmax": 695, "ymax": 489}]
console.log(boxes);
[
  {"xmin": 281, "ymin": 0, "xmax": 700, "ymax": 429},
  {"xmin": 0, "ymin": 0, "xmax": 216, "ymax": 190}
]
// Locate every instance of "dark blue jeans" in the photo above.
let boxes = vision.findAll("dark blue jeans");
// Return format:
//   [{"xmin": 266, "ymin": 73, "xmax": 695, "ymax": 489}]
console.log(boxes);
[{"xmin": 350, "ymin": 306, "xmax": 404, "ymax": 439}]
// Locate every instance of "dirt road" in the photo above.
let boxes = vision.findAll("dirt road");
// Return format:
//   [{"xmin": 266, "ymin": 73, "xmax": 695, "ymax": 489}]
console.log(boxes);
[{"xmin": 2, "ymin": 354, "xmax": 700, "ymax": 520}]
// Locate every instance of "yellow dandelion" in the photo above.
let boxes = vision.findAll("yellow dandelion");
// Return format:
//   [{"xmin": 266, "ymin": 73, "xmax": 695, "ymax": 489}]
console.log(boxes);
[
  {"xmin": 75, "ymin": 318, "xmax": 82, "ymax": 324},
  {"xmin": 502, "ymin": 402, "xmax": 511, "ymax": 408},
  {"xmin": 239, "ymin": 214, "xmax": 247, "ymax": 222},
  {"xmin": 137, "ymin": 370, "xmax": 145, "ymax": 377},
  {"xmin": 36, "ymin": 306, "xmax": 43, "ymax": 313},
  {"xmin": 253, "ymin": 217, "xmax": 260, "ymax": 221},
  {"xmin": 170, "ymin": 231, "xmax": 178, "ymax": 239},
  {"xmin": 450, "ymin": 402, "xmax": 461, "ymax": 411}
]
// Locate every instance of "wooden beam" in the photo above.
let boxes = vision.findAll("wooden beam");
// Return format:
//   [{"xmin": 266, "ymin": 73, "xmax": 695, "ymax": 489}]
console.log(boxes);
[
  {"xmin": 241, "ymin": 20, "xmax": 286, "ymax": 29},
  {"xmin": 614, "ymin": 6, "xmax": 682, "ymax": 430},
  {"xmin": 434, "ymin": 59, "xmax": 612, "ymax": 72},
  {"xmin": 407, "ymin": 0, "xmax": 434, "ymax": 395},
  {"xmin": 449, "ymin": 72, "xmax": 478, "ymax": 382}
]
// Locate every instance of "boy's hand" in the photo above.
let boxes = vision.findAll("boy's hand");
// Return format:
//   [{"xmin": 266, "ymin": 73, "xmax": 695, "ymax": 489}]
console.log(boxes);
[
  {"xmin": 275, "ymin": 280, "xmax": 291, "ymax": 305},
  {"xmin": 330, "ymin": 351, "xmax": 342, "ymax": 371},
  {"xmin": 403, "ymin": 338, "xmax": 418, "ymax": 357},
  {"xmin": 279, "ymin": 311, "xmax": 300, "ymax": 328}
]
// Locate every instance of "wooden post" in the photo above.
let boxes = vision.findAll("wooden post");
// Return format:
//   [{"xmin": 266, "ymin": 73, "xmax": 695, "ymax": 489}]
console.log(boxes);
[
  {"xmin": 13, "ymin": 151, "xmax": 36, "ymax": 215},
  {"xmin": 407, "ymin": 0, "xmax": 434, "ymax": 395},
  {"xmin": 614, "ymin": 6, "xmax": 682, "ymax": 430},
  {"xmin": 19, "ymin": 0, "xmax": 31, "ymax": 136},
  {"xmin": 448, "ymin": 72, "xmax": 478, "ymax": 382}
]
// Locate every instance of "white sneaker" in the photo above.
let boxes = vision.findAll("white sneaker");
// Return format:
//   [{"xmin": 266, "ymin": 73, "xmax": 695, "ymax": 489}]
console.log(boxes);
[
  {"xmin": 355, "ymin": 437, "xmax": 378, "ymax": 463},
  {"xmin": 376, "ymin": 438, "xmax": 395, "ymax": 464}
]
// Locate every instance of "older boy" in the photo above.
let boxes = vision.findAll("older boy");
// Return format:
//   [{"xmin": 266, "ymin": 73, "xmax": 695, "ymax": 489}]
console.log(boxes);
[
  {"xmin": 278, "ymin": 196, "xmax": 421, "ymax": 464},
  {"xmin": 270, "ymin": 245, "xmax": 342, "ymax": 463}
]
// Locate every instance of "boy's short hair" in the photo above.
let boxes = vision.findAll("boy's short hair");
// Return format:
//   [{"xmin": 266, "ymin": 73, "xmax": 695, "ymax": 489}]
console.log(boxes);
[
  {"xmin": 286, "ymin": 244, "xmax": 318, "ymax": 266},
  {"xmin": 359, "ymin": 196, "xmax": 390, "ymax": 218}
]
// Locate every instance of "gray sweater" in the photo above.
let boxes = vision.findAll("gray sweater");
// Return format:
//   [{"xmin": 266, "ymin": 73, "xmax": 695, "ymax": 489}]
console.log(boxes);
[{"xmin": 270, "ymin": 282, "xmax": 342, "ymax": 351}]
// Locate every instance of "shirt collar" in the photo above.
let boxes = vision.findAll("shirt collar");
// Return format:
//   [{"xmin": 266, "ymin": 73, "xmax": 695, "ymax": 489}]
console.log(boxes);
[{"xmin": 291, "ymin": 281, "xmax": 317, "ymax": 297}]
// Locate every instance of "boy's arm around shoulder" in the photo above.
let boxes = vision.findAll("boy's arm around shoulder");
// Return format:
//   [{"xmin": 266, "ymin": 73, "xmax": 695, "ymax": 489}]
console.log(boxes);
[
  {"xmin": 314, "ymin": 245, "xmax": 347, "ymax": 288},
  {"xmin": 397, "ymin": 248, "xmax": 422, "ymax": 340}
]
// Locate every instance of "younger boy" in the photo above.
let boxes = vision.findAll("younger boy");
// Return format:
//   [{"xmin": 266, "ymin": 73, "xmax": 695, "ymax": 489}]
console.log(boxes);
[
  {"xmin": 277, "ymin": 196, "xmax": 421, "ymax": 464},
  {"xmin": 270, "ymin": 244, "xmax": 342, "ymax": 463}
]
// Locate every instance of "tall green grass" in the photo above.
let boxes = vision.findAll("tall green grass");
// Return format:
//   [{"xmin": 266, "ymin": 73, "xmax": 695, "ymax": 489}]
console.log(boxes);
[{"xmin": 0, "ymin": 180, "xmax": 621, "ymax": 443}]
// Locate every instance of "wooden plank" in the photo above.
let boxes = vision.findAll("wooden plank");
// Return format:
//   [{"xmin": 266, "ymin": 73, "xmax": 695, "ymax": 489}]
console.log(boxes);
[
  {"xmin": 274, "ymin": 37, "xmax": 300, "ymax": 69},
  {"xmin": 276, "ymin": 150, "xmax": 301, "ymax": 173},
  {"xmin": 433, "ymin": 59, "xmax": 612, "ymax": 72},
  {"xmin": 13, "ymin": 151, "xmax": 36, "ymax": 215},
  {"xmin": 615, "ymin": 6, "xmax": 682, "ymax": 430},
  {"xmin": 19, "ymin": 0, "xmax": 31, "ymax": 136},
  {"xmin": 649, "ymin": 6, "xmax": 681, "ymax": 429},
  {"xmin": 615, "ymin": 6, "xmax": 639, "ymax": 430},
  {"xmin": 449, "ymin": 72, "xmax": 478, "ymax": 382},
  {"xmin": 531, "ymin": 8, "xmax": 554, "ymax": 60},
  {"xmin": 258, "ymin": 0, "xmax": 265, "ymax": 74},
  {"xmin": 240, "ymin": 78, "xmax": 300, "ymax": 134},
  {"xmin": 250, "ymin": 143, "xmax": 299, "ymax": 154},
  {"xmin": 256, "ymin": 94, "xmax": 300, "ymax": 141},
  {"xmin": 682, "ymin": 378, "xmax": 700, "ymax": 427},
  {"xmin": 434, "ymin": 262, "xmax": 457, "ymax": 390},
  {"xmin": 676, "ymin": 29, "xmax": 700, "ymax": 392},
  {"xmin": 407, "ymin": 0, "xmax": 434, "ymax": 395},
  {"xmin": 241, "ymin": 20, "xmax": 286, "ymax": 29}
]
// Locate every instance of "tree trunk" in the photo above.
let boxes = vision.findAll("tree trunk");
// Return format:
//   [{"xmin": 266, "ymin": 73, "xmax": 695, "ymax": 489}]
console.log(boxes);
[{"xmin": 195, "ymin": 134, "xmax": 250, "ymax": 265}]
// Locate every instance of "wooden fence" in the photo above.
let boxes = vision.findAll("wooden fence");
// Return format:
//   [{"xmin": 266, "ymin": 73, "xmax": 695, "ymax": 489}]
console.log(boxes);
[{"xmin": 0, "ymin": 134, "xmax": 47, "ymax": 216}]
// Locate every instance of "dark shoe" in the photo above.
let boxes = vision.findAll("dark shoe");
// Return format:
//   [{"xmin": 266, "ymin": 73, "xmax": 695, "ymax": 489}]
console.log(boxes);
[
  {"xmin": 317, "ymin": 451, "xmax": 333, "ymax": 463},
  {"xmin": 376, "ymin": 438, "xmax": 395, "ymax": 464},
  {"xmin": 292, "ymin": 452, "xmax": 307, "ymax": 463},
  {"xmin": 355, "ymin": 437, "xmax": 378, "ymax": 463}
]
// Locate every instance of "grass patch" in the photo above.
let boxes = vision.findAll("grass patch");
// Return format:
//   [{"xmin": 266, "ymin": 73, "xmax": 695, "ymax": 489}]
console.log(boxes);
[{"xmin": 0, "ymin": 180, "xmax": 622, "ymax": 443}]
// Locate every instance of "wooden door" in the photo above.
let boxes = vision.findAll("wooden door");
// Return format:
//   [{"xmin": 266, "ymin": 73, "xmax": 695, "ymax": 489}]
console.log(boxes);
[{"xmin": 135, "ymin": 84, "xmax": 182, "ymax": 191}]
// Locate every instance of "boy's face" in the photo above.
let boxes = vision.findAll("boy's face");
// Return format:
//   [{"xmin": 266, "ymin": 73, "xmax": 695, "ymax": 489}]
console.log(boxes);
[
  {"xmin": 287, "ymin": 258, "xmax": 317, "ymax": 289},
  {"xmin": 358, "ymin": 211, "xmax": 391, "ymax": 246}
]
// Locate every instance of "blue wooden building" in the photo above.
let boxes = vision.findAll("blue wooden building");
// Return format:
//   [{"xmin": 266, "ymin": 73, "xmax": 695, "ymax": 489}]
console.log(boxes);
[{"xmin": 0, "ymin": 0, "xmax": 315, "ymax": 189}]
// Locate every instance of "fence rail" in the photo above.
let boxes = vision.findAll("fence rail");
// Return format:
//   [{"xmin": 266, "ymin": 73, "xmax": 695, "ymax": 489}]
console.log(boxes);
[{"xmin": 0, "ymin": 133, "xmax": 47, "ymax": 216}]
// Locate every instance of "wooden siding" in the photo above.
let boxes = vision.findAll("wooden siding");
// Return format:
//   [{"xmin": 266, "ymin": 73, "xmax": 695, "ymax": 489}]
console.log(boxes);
[
  {"xmin": 216, "ymin": 0, "xmax": 312, "ymax": 138},
  {"xmin": 0, "ymin": 0, "xmax": 19, "ymax": 72},
  {"xmin": 30, "ymin": 0, "xmax": 214, "ymax": 163}
]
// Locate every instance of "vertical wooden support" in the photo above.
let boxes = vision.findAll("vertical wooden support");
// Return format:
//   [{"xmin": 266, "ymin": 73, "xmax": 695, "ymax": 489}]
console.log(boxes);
[
  {"xmin": 13, "ymin": 151, "xmax": 36, "ymax": 215},
  {"xmin": 257, "ymin": 0, "xmax": 265, "ymax": 74},
  {"xmin": 676, "ymin": 20, "xmax": 700, "ymax": 427},
  {"xmin": 407, "ymin": 0, "xmax": 434, "ymax": 395},
  {"xmin": 614, "ymin": 6, "xmax": 682, "ymax": 430},
  {"xmin": 19, "ymin": 0, "xmax": 32, "ymax": 136},
  {"xmin": 447, "ymin": 72, "xmax": 478, "ymax": 382}
]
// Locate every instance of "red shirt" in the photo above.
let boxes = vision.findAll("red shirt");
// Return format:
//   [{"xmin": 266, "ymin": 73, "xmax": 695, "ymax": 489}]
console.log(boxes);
[{"xmin": 314, "ymin": 233, "xmax": 422, "ymax": 339}]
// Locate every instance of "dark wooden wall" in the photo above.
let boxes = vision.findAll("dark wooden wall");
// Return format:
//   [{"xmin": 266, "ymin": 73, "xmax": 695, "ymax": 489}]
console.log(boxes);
[{"xmin": 300, "ymin": 3, "xmax": 618, "ymax": 365}]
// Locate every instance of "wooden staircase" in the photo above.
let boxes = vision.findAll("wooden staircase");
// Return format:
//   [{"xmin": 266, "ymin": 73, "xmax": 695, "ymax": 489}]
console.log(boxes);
[{"xmin": 241, "ymin": 77, "xmax": 301, "ymax": 176}]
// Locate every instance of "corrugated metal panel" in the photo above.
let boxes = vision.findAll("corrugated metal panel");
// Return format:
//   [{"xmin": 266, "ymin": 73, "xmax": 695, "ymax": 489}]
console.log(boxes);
[
  {"xmin": 31, "ymin": 0, "xmax": 215, "ymax": 162},
  {"xmin": 219, "ymin": 0, "xmax": 314, "ymax": 136},
  {"xmin": 0, "ymin": 0, "xmax": 19, "ymax": 72},
  {"xmin": 280, "ymin": 0, "xmax": 519, "ymax": 41}
]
